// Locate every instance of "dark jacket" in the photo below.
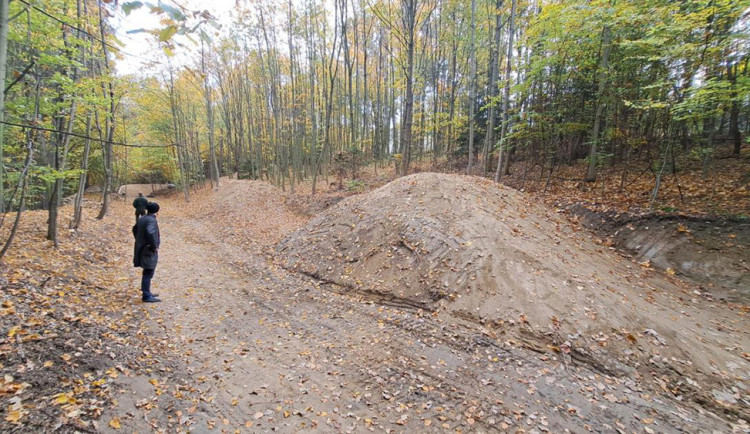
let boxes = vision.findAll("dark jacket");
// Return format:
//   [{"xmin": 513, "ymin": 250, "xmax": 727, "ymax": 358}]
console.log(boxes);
[
  {"xmin": 133, "ymin": 214, "xmax": 160, "ymax": 269},
  {"xmin": 133, "ymin": 196, "xmax": 148, "ymax": 210}
]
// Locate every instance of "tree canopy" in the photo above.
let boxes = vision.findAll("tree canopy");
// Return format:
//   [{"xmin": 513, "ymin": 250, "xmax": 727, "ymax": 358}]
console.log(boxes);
[{"xmin": 0, "ymin": 0, "xmax": 748, "ymax": 254}]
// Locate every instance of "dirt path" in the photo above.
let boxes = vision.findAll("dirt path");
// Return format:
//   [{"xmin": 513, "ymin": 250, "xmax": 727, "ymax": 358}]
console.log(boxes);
[{"xmin": 101, "ymin": 181, "xmax": 740, "ymax": 433}]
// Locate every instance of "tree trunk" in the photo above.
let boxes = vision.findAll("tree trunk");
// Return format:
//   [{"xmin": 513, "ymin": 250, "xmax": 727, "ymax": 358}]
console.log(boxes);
[
  {"xmin": 494, "ymin": 0, "xmax": 516, "ymax": 182},
  {"xmin": 484, "ymin": 0, "xmax": 503, "ymax": 173},
  {"xmin": 400, "ymin": 0, "xmax": 417, "ymax": 177},
  {"xmin": 0, "ymin": 136, "xmax": 33, "ymax": 260},
  {"xmin": 466, "ymin": 0, "xmax": 477, "ymax": 173},
  {"xmin": 312, "ymin": 0, "xmax": 342, "ymax": 195},
  {"xmin": 584, "ymin": 24, "xmax": 612, "ymax": 182},
  {"xmin": 202, "ymin": 42, "xmax": 220, "ymax": 189},
  {"xmin": 728, "ymin": 63, "xmax": 741, "ymax": 156},
  {"xmin": 96, "ymin": 1, "xmax": 115, "ymax": 220},
  {"xmin": 71, "ymin": 114, "xmax": 92, "ymax": 230},
  {"xmin": 0, "ymin": 0, "xmax": 9, "ymax": 213}
]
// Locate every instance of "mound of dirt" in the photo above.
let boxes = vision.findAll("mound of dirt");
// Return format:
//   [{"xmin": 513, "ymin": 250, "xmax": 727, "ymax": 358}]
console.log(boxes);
[
  {"xmin": 189, "ymin": 179, "xmax": 309, "ymax": 251},
  {"xmin": 278, "ymin": 173, "xmax": 749, "ymax": 414}
]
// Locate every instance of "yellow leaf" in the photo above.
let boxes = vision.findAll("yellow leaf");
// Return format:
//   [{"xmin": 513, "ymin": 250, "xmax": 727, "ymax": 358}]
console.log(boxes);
[
  {"xmin": 61, "ymin": 354, "xmax": 72, "ymax": 362},
  {"xmin": 5, "ymin": 410, "xmax": 22, "ymax": 423},
  {"xmin": 109, "ymin": 418, "xmax": 121, "ymax": 429},
  {"xmin": 283, "ymin": 410, "xmax": 290, "ymax": 418},
  {"xmin": 43, "ymin": 361, "xmax": 53, "ymax": 368},
  {"xmin": 53, "ymin": 393, "xmax": 70, "ymax": 405},
  {"xmin": 7, "ymin": 326, "xmax": 20, "ymax": 338},
  {"xmin": 149, "ymin": 379, "xmax": 159, "ymax": 387},
  {"xmin": 665, "ymin": 268, "xmax": 676, "ymax": 275}
]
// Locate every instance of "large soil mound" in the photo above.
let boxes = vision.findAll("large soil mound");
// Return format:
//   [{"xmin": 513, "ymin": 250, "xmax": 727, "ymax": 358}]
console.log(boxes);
[{"xmin": 279, "ymin": 173, "xmax": 749, "ymax": 413}]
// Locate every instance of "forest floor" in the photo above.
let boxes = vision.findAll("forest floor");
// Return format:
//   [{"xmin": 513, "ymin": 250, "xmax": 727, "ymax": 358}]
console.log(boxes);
[{"xmin": 0, "ymin": 164, "xmax": 748, "ymax": 432}]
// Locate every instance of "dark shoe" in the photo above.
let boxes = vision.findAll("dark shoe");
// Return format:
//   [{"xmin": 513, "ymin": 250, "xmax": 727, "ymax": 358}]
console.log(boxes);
[{"xmin": 142, "ymin": 297, "xmax": 162, "ymax": 303}]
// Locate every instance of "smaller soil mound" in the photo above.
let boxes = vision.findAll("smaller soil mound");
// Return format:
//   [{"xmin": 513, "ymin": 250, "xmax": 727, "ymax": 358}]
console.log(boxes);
[
  {"xmin": 278, "ymin": 173, "xmax": 749, "ymax": 416},
  {"xmin": 189, "ymin": 179, "xmax": 309, "ymax": 250}
]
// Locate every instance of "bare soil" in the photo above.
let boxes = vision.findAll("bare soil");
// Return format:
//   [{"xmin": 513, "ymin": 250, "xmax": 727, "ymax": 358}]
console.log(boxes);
[
  {"xmin": 278, "ymin": 173, "xmax": 750, "ymax": 422},
  {"xmin": 3, "ymin": 177, "xmax": 748, "ymax": 432}
]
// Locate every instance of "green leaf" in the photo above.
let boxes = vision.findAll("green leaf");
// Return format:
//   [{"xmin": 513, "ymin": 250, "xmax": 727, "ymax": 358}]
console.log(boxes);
[
  {"xmin": 111, "ymin": 36, "xmax": 127, "ymax": 48},
  {"xmin": 122, "ymin": 1, "xmax": 143, "ymax": 15},
  {"xmin": 157, "ymin": 1, "xmax": 186, "ymax": 21},
  {"xmin": 199, "ymin": 29, "xmax": 211, "ymax": 44},
  {"xmin": 159, "ymin": 25, "xmax": 178, "ymax": 42}
]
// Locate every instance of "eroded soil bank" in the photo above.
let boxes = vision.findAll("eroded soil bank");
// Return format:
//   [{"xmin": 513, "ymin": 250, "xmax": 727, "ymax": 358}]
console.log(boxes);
[{"xmin": 568, "ymin": 205, "xmax": 750, "ymax": 302}]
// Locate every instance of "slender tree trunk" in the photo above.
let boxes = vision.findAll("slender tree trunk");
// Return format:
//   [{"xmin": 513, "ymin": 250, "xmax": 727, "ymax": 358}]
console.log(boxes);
[
  {"xmin": 466, "ymin": 0, "xmax": 477, "ymax": 173},
  {"xmin": 484, "ymin": 0, "xmax": 503, "ymax": 173},
  {"xmin": 584, "ymin": 24, "xmax": 612, "ymax": 182},
  {"xmin": 48, "ymin": 90, "xmax": 79, "ymax": 243},
  {"xmin": 312, "ymin": 0, "xmax": 342, "ymax": 194},
  {"xmin": 71, "ymin": 114, "xmax": 92, "ymax": 230},
  {"xmin": 494, "ymin": 0, "xmax": 516, "ymax": 182},
  {"xmin": 96, "ymin": 2, "xmax": 115, "ymax": 220},
  {"xmin": 167, "ymin": 66, "xmax": 190, "ymax": 201},
  {"xmin": 0, "ymin": 136, "xmax": 33, "ymax": 260},
  {"xmin": 728, "ymin": 63, "xmax": 741, "ymax": 156},
  {"xmin": 0, "ymin": 0, "xmax": 9, "ymax": 213},
  {"xmin": 202, "ymin": 42, "xmax": 220, "ymax": 189},
  {"xmin": 447, "ymin": 18, "xmax": 458, "ymax": 157},
  {"xmin": 400, "ymin": 0, "xmax": 417, "ymax": 176}
]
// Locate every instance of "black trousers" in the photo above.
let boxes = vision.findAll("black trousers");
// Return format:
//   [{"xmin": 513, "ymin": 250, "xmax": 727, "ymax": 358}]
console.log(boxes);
[{"xmin": 141, "ymin": 268, "xmax": 156, "ymax": 299}]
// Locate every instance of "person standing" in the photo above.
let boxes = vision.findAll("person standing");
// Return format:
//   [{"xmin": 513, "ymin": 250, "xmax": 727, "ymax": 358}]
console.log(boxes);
[
  {"xmin": 133, "ymin": 192, "xmax": 148, "ymax": 223},
  {"xmin": 133, "ymin": 202, "xmax": 161, "ymax": 303}
]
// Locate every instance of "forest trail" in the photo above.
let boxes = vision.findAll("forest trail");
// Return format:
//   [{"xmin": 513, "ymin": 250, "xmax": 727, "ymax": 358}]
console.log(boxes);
[{"xmin": 100, "ymin": 180, "xmax": 742, "ymax": 433}]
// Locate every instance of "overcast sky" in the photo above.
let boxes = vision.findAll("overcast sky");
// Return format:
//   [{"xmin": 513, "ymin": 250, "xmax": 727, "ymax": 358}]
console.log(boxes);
[{"xmin": 113, "ymin": 0, "xmax": 237, "ymax": 76}]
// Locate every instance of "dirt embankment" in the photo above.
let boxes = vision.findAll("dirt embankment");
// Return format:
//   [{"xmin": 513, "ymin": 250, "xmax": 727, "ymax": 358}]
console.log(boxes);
[
  {"xmin": 567, "ymin": 205, "xmax": 750, "ymax": 301},
  {"xmin": 278, "ymin": 173, "xmax": 750, "ymax": 417}
]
